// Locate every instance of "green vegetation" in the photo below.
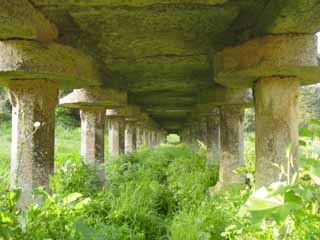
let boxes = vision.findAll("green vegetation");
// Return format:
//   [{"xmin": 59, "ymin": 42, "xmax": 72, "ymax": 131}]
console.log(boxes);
[
  {"xmin": 1, "ymin": 119, "xmax": 320, "ymax": 239},
  {"xmin": 1, "ymin": 86, "xmax": 320, "ymax": 239}
]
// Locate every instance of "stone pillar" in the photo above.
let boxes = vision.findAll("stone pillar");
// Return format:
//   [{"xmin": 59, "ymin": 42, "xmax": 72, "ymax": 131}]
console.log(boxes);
[
  {"xmin": 198, "ymin": 117, "xmax": 208, "ymax": 146},
  {"xmin": 255, "ymin": 78, "xmax": 299, "ymax": 187},
  {"xmin": 108, "ymin": 116, "xmax": 125, "ymax": 157},
  {"xmin": 80, "ymin": 108, "xmax": 106, "ymax": 178},
  {"xmin": 162, "ymin": 131, "xmax": 167, "ymax": 144},
  {"xmin": 141, "ymin": 128, "xmax": 147, "ymax": 146},
  {"xmin": 185, "ymin": 128, "xmax": 193, "ymax": 147},
  {"xmin": 156, "ymin": 131, "xmax": 162, "ymax": 145},
  {"xmin": 125, "ymin": 120, "xmax": 136, "ymax": 154},
  {"xmin": 136, "ymin": 125, "xmax": 143, "ymax": 148},
  {"xmin": 151, "ymin": 130, "xmax": 156, "ymax": 147},
  {"xmin": 207, "ymin": 109, "xmax": 220, "ymax": 165},
  {"xmin": 214, "ymin": 105, "xmax": 245, "ymax": 191},
  {"xmin": 189, "ymin": 122, "xmax": 198, "ymax": 149},
  {"xmin": 9, "ymin": 79, "xmax": 58, "ymax": 206},
  {"xmin": 147, "ymin": 128, "xmax": 152, "ymax": 146}
]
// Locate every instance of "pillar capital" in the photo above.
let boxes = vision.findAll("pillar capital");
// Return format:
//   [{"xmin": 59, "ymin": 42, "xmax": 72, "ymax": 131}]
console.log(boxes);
[
  {"xmin": 191, "ymin": 105, "xmax": 220, "ymax": 120},
  {"xmin": 0, "ymin": 41, "xmax": 101, "ymax": 89},
  {"xmin": 60, "ymin": 87, "xmax": 127, "ymax": 109},
  {"xmin": 106, "ymin": 105, "xmax": 140, "ymax": 119},
  {"xmin": 214, "ymin": 34, "xmax": 319, "ymax": 88}
]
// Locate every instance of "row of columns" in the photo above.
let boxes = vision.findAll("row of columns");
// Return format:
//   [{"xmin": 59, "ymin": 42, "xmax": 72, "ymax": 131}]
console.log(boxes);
[
  {"xmin": 8, "ymin": 85, "xmax": 167, "ymax": 206},
  {"xmin": 181, "ymin": 105, "xmax": 245, "ymax": 191},
  {"xmin": 180, "ymin": 80, "xmax": 304, "ymax": 192}
]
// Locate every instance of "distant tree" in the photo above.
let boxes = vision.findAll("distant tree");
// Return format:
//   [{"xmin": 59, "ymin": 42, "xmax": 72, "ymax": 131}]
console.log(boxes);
[
  {"xmin": 244, "ymin": 108, "xmax": 255, "ymax": 133},
  {"xmin": 299, "ymin": 85, "xmax": 320, "ymax": 127}
]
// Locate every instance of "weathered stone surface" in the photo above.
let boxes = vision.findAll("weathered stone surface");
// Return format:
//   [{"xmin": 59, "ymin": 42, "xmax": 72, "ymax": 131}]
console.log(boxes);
[
  {"xmin": 3, "ymin": 1, "xmax": 320, "ymax": 131},
  {"xmin": 0, "ymin": 0, "xmax": 57, "ymax": 42},
  {"xmin": 80, "ymin": 108, "xmax": 106, "ymax": 182},
  {"xmin": 108, "ymin": 116, "xmax": 125, "ymax": 157},
  {"xmin": 206, "ymin": 109, "xmax": 220, "ymax": 166},
  {"xmin": 106, "ymin": 106, "xmax": 141, "ymax": 118},
  {"xmin": 33, "ymin": 0, "xmax": 228, "ymax": 7},
  {"xmin": 60, "ymin": 88, "xmax": 127, "ymax": 108},
  {"xmin": 199, "ymin": 86, "xmax": 253, "ymax": 107},
  {"xmin": 9, "ymin": 79, "xmax": 58, "ymax": 206},
  {"xmin": 215, "ymin": 34, "xmax": 319, "ymax": 88},
  {"xmin": 255, "ymin": 77, "xmax": 299, "ymax": 187},
  {"xmin": 32, "ymin": 2, "xmax": 239, "ymax": 127},
  {"xmin": 125, "ymin": 121, "xmax": 136, "ymax": 153},
  {"xmin": 254, "ymin": 0, "xmax": 320, "ymax": 34},
  {"xmin": 213, "ymin": 105, "xmax": 245, "ymax": 191},
  {"xmin": 7, "ymin": 1, "xmax": 320, "ymax": 130},
  {"xmin": 136, "ymin": 125, "xmax": 143, "ymax": 147},
  {"xmin": 0, "ymin": 41, "xmax": 101, "ymax": 89}
]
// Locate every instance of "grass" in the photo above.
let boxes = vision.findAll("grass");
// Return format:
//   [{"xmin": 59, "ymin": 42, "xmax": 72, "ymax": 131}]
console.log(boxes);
[{"xmin": 0, "ymin": 120, "xmax": 255, "ymax": 239}]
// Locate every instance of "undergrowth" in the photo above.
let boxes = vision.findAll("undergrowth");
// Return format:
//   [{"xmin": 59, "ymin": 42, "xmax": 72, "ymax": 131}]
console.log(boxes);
[{"xmin": 1, "ymin": 144, "xmax": 240, "ymax": 239}]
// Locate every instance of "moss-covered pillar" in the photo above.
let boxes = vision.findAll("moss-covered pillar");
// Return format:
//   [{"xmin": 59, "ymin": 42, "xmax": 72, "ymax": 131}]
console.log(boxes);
[
  {"xmin": 141, "ymin": 127, "xmax": 147, "ymax": 146},
  {"xmin": 190, "ymin": 121, "xmax": 199, "ymax": 150},
  {"xmin": 207, "ymin": 109, "xmax": 220, "ymax": 165},
  {"xmin": 214, "ymin": 105, "xmax": 245, "ymax": 190},
  {"xmin": 255, "ymin": 78, "xmax": 299, "ymax": 187},
  {"xmin": 9, "ymin": 80, "xmax": 58, "ymax": 206},
  {"xmin": 136, "ymin": 125, "xmax": 143, "ymax": 148},
  {"xmin": 214, "ymin": 34, "xmax": 319, "ymax": 188},
  {"xmin": 80, "ymin": 108, "xmax": 105, "ymax": 172},
  {"xmin": 151, "ymin": 130, "xmax": 157, "ymax": 147},
  {"xmin": 198, "ymin": 117, "xmax": 208, "ymax": 146},
  {"xmin": 59, "ymin": 88, "xmax": 126, "ymax": 181},
  {"xmin": 148, "ymin": 129, "xmax": 152, "ymax": 146},
  {"xmin": 108, "ymin": 116, "xmax": 125, "ymax": 157},
  {"xmin": 124, "ymin": 120, "xmax": 136, "ymax": 154}
]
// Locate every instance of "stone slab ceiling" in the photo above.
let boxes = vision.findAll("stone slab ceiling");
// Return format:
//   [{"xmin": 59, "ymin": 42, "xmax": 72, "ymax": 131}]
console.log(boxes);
[{"xmin": 29, "ymin": 0, "xmax": 320, "ymax": 130}]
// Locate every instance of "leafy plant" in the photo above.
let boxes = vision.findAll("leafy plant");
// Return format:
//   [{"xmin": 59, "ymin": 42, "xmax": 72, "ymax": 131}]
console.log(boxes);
[{"xmin": 223, "ymin": 120, "xmax": 320, "ymax": 240}]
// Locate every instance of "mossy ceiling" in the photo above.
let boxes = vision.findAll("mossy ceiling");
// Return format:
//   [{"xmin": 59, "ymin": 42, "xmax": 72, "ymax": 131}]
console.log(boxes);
[{"xmin": 28, "ymin": 0, "xmax": 320, "ymax": 131}]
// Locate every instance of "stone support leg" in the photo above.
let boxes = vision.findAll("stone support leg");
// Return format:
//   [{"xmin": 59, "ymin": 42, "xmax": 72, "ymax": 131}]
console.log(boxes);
[
  {"xmin": 136, "ymin": 126, "xmax": 143, "ymax": 148},
  {"xmin": 108, "ymin": 117, "xmax": 125, "ymax": 157},
  {"xmin": 213, "ymin": 105, "xmax": 245, "ymax": 191},
  {"xmin": 255, "ymin": 78, "xmax": 299, "ymax": 187},
  {"xmin": 207, "ymin": 111, "xmax": 220, "ymax": 166},
  {"xmin": 199, "ymin": 117, "xmax": 208, "ymax": 146},
  {"xmin": 9, "ymin": 80, "xmax": 58, "ymax": 206},
  {"xmin": 125, "ymin": 121, "xmax": 136, "ymax": 154},
  {"xmin": 80, "ymin": 108, "xmax": 106, "ymax": 181}
]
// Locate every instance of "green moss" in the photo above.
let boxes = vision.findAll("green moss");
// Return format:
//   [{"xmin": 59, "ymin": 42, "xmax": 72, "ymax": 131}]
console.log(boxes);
[
  {"xmin": 255, "ymin": 0, "xmax": 320, "ymax": 34},
  {"xmin": 0, "ymin": 41, "xmax": 101, "ymax": 89},
  {"xmin": 0, "ymin": 0, "xmax": 57, "ymax": 41},
  {"xmin": 33, "ymin": 0, "xmax": 228, "ymax": 7}
]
